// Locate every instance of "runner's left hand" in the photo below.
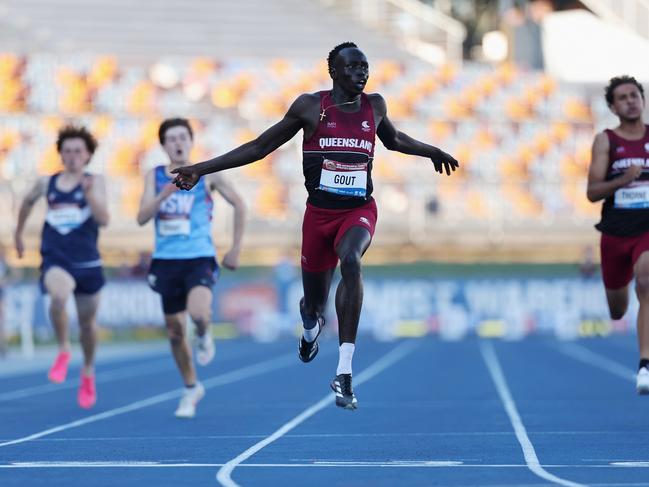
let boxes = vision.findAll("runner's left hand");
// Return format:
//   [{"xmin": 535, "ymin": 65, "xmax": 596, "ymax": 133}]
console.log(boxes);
[
  {"xmin": 431, "ymin": 149, "xmax": 459, "ymax": 176},
  {"xmin": 221, "ymin": 249, "xmax": 240, "ymax": 270},
  {"xmin": 81, "ymin": 175, "xmax": 94, "ymax": 194}
]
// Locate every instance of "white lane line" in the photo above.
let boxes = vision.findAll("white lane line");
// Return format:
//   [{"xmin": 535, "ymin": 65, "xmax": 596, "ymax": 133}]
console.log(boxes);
[
  {"xmin": 0, "ymin": 429, "xmax": 635, "ymax": 442},
  {"xmin": 0, "ymin": 352, "xmax": 298, "ymax": 448},
  {"xmin": 216, "ymin": 340, "xmax": 420, "ymax": 487},
  {"xmin": 480, "ymin": 341, "xmax": 586, "ymax": 487},
  {"xmin": 554, "ymin": 342, "xmax": 635, "ymax": 382},
  {"xmin": 2, "ymin": 461, "xmax": 649, "ymax": 469}
]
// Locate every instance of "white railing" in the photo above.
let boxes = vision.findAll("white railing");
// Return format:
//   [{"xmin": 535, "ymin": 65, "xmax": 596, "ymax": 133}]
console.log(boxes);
[
  {"xmin": 580, "ymin": 0, "xmax": 649, "ymax": 39},
  {"xmin": 320, "ymin": 0, "xmax": 466, "ymax": 64}
]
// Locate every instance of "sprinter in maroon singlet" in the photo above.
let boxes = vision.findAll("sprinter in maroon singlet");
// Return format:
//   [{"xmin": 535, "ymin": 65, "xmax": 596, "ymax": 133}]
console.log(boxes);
[
  {"xmin": 587, "ymin": 75, "xmax": 649, "ymax": 394},
  {"xmin": 172, "ymin": 42, "xmax": 458, "ymax": 409}
]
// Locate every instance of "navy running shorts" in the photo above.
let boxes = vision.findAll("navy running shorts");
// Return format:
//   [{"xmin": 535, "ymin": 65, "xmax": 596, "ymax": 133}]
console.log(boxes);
[
  {"xmin": 147, "ymin": 257, "xmax": 219, "ymax": 314},
  {"xmin": 40, "ymin": 259, "xmax": 105, "ymax": 296}
]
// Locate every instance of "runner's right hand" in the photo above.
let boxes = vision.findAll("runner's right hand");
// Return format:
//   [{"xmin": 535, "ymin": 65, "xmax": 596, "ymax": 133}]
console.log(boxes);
[
  {"xmin": 431, "ymin": 149, "xmax": 459, "ymax": 176},
  {"xmin": 621, "ymin": 164, "xmax": 643, "ymax": 185},
  {"xmin": 171, "ymin": 166, "xmax": 200, "ymax": 191},
  {"xmin": 14, "ymin": 233, "xmax": 24, "ymax": 259},
  {"xmin": 160, "ymin": 183, "xmax": 178, "ymax": 199}
]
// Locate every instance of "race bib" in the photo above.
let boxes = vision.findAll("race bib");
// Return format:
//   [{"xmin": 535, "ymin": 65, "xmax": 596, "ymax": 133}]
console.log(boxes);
[
  {"xmin": 614, "ymin": 182, "xmax": 649, "ymax": 209},
  {"xmin": 318, "ymin": 159, "xmax": 368, "ymax": 197},
  {"xmin": 158, "ymin": 192, "xmax": 194, "ymax": 236},
  {"xmin": 158, "ymin": 218, "xmax": 190, "ymax": 236},
  {"xmin": 46, "ymin": 205, "xmax": 89, "ymax": 234}
]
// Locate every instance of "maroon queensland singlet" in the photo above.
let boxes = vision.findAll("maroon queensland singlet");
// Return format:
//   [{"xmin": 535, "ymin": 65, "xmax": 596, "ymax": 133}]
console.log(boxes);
[
  {"xmin": 302, "ymin": 91, "xmax": 376, "ymax": 209},
  {"xmin": 596, "ymin": 125, "xmax": 649, "ymax": 236}
]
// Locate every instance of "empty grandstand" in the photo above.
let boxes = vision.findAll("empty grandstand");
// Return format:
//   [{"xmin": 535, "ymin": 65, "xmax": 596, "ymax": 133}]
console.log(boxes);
[{"xmin": 0, "ymin": 0, "xmax": 647, "ymax": 265}]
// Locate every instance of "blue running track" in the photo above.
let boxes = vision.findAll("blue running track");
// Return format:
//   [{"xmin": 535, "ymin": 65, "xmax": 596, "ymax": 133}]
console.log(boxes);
[{"xmin": 1, "ymin": 335, "xmax": 648, "ymax": 487}]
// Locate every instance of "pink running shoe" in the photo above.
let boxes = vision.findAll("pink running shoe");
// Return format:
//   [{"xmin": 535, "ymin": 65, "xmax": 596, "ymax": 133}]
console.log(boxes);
[
  {"xmin": 78, "ymin": 373, "xmax": 97, "ymax": 409},
  {"xmin": 48, "ymin": 351, "xmax": 71, "ymax": 384}
]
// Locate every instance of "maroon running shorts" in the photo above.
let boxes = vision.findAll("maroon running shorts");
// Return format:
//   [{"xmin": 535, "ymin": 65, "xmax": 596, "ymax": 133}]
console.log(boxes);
[
  {"xmin": 600, "ymin": 231, "xmax": 649, "ymax": 289},
  {"xmin": 300, "ymin": 199, "xmax": 378, "ymax": 272}
]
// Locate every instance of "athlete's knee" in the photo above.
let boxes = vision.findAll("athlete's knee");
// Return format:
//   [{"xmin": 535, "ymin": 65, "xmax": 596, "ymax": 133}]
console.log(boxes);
[
  {"xmin": 607, "ymin": 294, "xmax": 628, "ymax": 320},
  {"xmin": 189, "ymin": 314, "xmax": 210, "ymax": 332},
  {"xmin": 78, "ymin": 317, "xmax": 96, "ymax": 332},
  {"xmin": 187, "ymin": 303, "xmax": 211, "ymax": 327},
  {"xmin": 339, "ymin": 252, "xmax": 362, "ymax": 279},
  {"xmin": 49, "ymin": 295, "xmax": 68, "ymax": 312},
  {"xmin": 609, "ymin": 306, "xmax": 626, "ymax": 321},
  {"xmin": 166, "ymin": 322, "xmax": 185, "ymax": 345},
  {"xmin": 636, "ymin": 274, "xmax": 649, "ymax": 301}
]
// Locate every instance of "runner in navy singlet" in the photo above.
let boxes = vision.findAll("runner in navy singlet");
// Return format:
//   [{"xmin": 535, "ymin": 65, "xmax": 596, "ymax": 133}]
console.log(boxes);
[
  {"xmin": 587, "ymin": 76, "xmax": 649, "ymax": 394},
  {"xmin": 172, "ymin": 42, "xmax": 459, "ymax": 409},
  {"xmin": 14, "ymin": 126, "xmax": 109, "ymax": 409}
]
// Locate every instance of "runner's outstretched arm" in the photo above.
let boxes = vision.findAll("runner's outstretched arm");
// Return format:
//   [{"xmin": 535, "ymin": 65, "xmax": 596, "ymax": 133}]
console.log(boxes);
[
  {"xmin": 373, "ymin": 94, "xmax": 459, "ymax": 176},
  {"xmin": 14, "ymin": 177, "xmax": 47, "ymax": 258},
  {"xmin": 172, "ymin": 95, "xmax": 312, "ymax": 190}
]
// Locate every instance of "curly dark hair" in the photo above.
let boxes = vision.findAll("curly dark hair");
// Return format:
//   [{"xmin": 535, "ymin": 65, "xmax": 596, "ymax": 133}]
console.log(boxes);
[
  {"xmin": 605, "ymin": 75, "xmax": 645, "ymax": 106},
  {"xmin": 56, "ymin": 125, "xmax": 98, "ymax": 154},
  {"xmin": 327, "ymin": 41, "xmax": 358, "ymax": 75},
  {"xmin": 158, "ymin": 118, "xmax": 193, "ymax": 145}
]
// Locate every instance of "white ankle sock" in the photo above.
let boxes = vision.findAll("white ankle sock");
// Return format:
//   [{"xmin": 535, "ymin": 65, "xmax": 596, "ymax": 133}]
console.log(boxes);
[
  {"xmin": 336, "ymin": 342, "xmax": 355, "ymax": 375},
  {"xmin": 302, "ymin": 318, "xmax": 320, "ymax": 343}
]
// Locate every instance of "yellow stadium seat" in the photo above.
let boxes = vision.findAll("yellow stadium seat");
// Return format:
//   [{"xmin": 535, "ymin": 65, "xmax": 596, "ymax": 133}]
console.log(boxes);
[
  {"xmin": 92, "ymin": 116, "xmax": 114, "ymax": 140},
  {"xmin": 563, "ymin": 98, "xmax": 592, "ymax": 122},
  {"xmin": 438, "ymin": 64, "xmax": 458, "ymax": 85},
  {"xmin": 428, "ymin": 120, "xmax": 453, "ymax": 141},
  {"xmin": 38, "ymin": 146, "xmax": 63, "ymax": 175},
  {"xmin": 467, "ymin": 190, "xmax": 488, "ymax": 218},
  {"xmin": 140, "ymin": 119, "xmax": 162, "ymax": 149},
  {"xmin": 128, "ymin": 81, "xmax": 157, "ymax": 114},
  {"xmin": 550, "ymin": 122, "xmax": 572, "ymax": 143},
  {"xmin": 211, "ymin": 84, "xmax": 239, "ymax": 108},
  {"xmin": 88, "ymin": 56, "xmax": 118, "ymax": 89},
  {"xmin": 538, "ymin": 75, "xmax": 557, "ymax": 97}
]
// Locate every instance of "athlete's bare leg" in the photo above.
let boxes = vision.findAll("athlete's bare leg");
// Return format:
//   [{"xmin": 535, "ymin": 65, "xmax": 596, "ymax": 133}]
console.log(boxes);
[
  {"xmin": 187, "ymin": 286, "xmax": 212, "ymax": 337},
  {"xmin": 335, "ymin": 226, "xmax": 372, "ymax": 345},
  {"xmin": 605, "ymin": 286, "xmax": 629, "ymax": 321},
  {"xmin": 74, "ymin": 293, "xmax": 100, "ymax": 376},
  {"xmin": 0, "ymin": 297, "xmax": 6, "ymax": 356},
  {"xmin": 164, "ymin": 312, "xmax": 197, "ymax": 386},
  {"xmin": 43, "ymin": 267, "xmax": 75, "ymax": 352},
  {"xmin": 634, "ymin": 252, "xmax": 649, "ymax": 359},
  {"xmin": 187, "ymin": 285, "xmax": 215, "ymax": 365},
  {"xmin": 302, "ymin": 268, "xmax": 335, "ymax": 320}
]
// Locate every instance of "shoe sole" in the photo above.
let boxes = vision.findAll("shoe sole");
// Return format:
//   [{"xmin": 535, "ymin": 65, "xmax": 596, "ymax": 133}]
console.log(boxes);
[
  {"xmin": 78, "ymin": 397, "xmax": 97, "ymax": 409},
  {"xmin": 298, "ymin": 340, "xmax": 319, "ymax": 363},
  {"xmin": 197, "ymin": 351, "xmax": 215, "ymax": 366},
  {"xmin": 337, "ymin": 401, "xmax": 358, "ymax": 410},
  {"xmin": 298, "ymin": 318, "xmax": 325, "ymax": 363},
  {"xmin": 175, "ymin": 387, "xmax": 206, "ymax": 418},
  {"xmin": 298, "ymin": 300, "xmax": 325, "ymax": 364},
  {"xmin": 330, "ymin": 383, "xmax": 358, "ymax": 410}
]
